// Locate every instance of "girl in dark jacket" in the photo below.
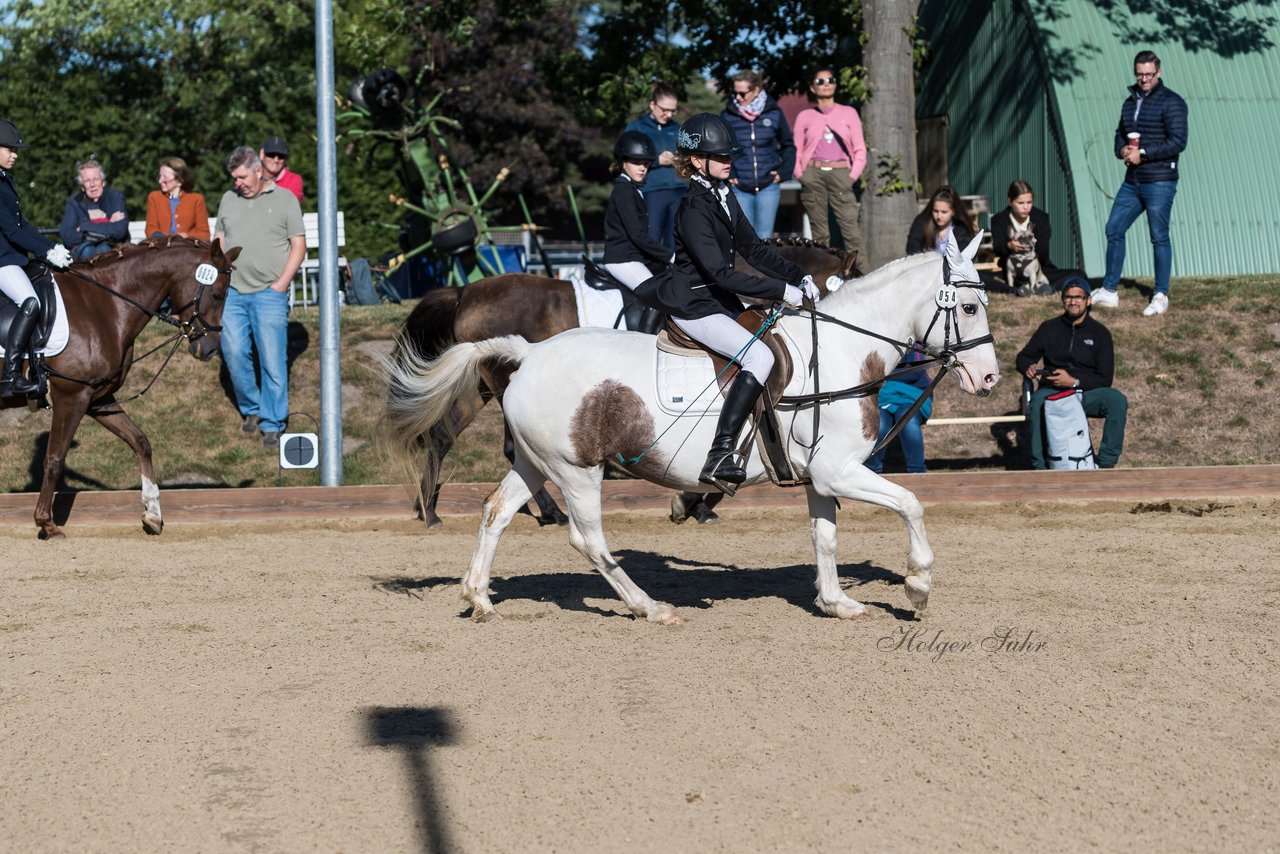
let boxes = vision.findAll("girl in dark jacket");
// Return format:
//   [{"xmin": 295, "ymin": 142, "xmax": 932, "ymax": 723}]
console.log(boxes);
[
  {"xmin": 636, "ymin": 113, "xmax": 818, "ymax": 489},
  {"xmin": 906, "ymin": 185, "xmax": 975, "ymax": 256},
  {"xmin": 0, "ymin": 119, "xmax": 73, "ymax": 396},
  {"xmin": 601, "ymin": 130, "xmax": 672, "ymax": 334},
  {"xmin": 990, "ymin": 179, "xmax": 1089, "ymax": 295}
]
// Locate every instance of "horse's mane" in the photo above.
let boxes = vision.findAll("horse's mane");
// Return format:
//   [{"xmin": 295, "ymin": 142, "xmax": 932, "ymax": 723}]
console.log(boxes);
[
  {"xmin": 761, "ymin": 236, "xmax": 846, "ymax": 259},
  {"xmin": 82, "ymin": 236, "xmax": 212, "ymax": 268}
]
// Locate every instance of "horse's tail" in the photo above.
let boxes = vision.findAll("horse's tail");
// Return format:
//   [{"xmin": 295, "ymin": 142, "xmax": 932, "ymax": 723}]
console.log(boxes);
[
  {"xmin": 381, "ymin": 334, "xmax": 531, "ymax": 488},
  {"xmin": 398, "ymin": 286, "xmax": 462, "ymax": 361}
]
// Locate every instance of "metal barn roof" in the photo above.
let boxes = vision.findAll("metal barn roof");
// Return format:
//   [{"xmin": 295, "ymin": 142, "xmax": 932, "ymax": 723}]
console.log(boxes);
[{"xmin": 916, "ymin": 0, "xmax": 1280, "ymax": 277}]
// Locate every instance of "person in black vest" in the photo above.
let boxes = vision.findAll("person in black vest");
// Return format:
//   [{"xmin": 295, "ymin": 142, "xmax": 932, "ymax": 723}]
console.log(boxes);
[
  {"xmin": 1015, "ymin": 281, "xmax": 1128, "ymax": 469},
  {"xmin": 1091, "ymin": 50, "xmax": 1188, "ymax": 317},
  {"xmin": 635, "ymin": 113, "xmax": 818, "ymax": 489},
  {"xmin": 0, "ymin": 120, "xmax": 73, "ymax": 396},
  {"xmin": 600, "ymin": 130, "xmax": 671, "ymax": 335}
]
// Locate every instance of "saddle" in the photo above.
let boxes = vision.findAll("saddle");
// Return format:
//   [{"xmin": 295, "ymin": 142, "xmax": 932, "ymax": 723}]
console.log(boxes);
[
  {"xmin": 582, "ymin": 256, "xmax": 666, "ymax": 333},
  {"xmin": 0, "ymin": 262, "xmax": 59, "ymax": 350},
  {"xmin": 657, "ymin": 308, "xmax": 806, "ymax": 487}
]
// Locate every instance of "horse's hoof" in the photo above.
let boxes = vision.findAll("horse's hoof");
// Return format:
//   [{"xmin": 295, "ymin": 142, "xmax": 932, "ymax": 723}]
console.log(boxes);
[
  {"xmin": 425, "ymin": 515, "xmax": 444, "ymax": 530},
  {"xmin": 536, "ymin": 512, "xmax": 569, "ymax": 528},
  {"xmin": 38, "ymin": 528, "xmax": 65, "ymax": 541},
  {"xmin": 691, "ymin": 507, "xmax": 720, "ymax": 525},
  {"xmin": 471, "ymin": 609, "xmax": 503, "ymax": 623},
  {"xmin": 143, "ymin": 515, "xmax": 163, "ymax": 536},
  {"xmin": 904, "ymin": 577, "xmax": 931, "ymax": 612},
  {"xmin": 816, "ymin": 596, "xmax": 872, "ymax": 620},
  {"xmin": 645, "ymin": 604, "xmax": 683, "ymax": 625}
]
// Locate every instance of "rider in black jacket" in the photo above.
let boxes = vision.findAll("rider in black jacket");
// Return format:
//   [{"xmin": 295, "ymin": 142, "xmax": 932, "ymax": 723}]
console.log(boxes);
[
  {"xmin": 601, "ymin": 131, "xmax": 671, "ymax": 334},
  {"xmin": 0, "ymin": 119, "xmax": 73, "ymax": 396},
  {"xmin": 636, "ymin": 113, "xmax": 817, "ymax": 489}
]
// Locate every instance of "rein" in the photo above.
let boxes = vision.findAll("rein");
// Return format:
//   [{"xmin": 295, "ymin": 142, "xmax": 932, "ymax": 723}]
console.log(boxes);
[{"xmin": 777, "ymin": 257, "xmax": 993, "ymax": 457}]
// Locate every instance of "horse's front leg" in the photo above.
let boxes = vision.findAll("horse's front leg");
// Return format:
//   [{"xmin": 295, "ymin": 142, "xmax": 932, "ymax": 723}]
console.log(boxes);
[
  {"xmin": 33, "ymin": 387, "xmax": 94, "ymax": 540},
  {"xmin": 90, "ymin": 401, "xmax": 163, "ymax": 535},
  {"xmin": 805, "ymin": 486, "xmax": 871, "ymax": 619},
  {"xmin": 817, "ymin": 464, "xmax": 936, "ymax": 614}
]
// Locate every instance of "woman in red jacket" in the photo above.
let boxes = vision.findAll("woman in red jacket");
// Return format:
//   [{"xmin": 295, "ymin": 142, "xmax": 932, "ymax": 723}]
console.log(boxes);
[{"xmin": 144, "ymin": 156, "xmax": 210, "ymax": 242}]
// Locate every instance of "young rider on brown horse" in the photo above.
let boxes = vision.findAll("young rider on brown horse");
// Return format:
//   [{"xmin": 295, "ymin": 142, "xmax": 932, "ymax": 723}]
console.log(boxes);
[
  {"xmin": 0, "ymin": 119, "xmax": 74, "ymax": 396},
  {"xmin": 636, "ymin": 112, "xmax": 820, "ymax": 489},
  {"xmin": 601, "ymin": 130, "xmax": 671, "ymax": 335}
]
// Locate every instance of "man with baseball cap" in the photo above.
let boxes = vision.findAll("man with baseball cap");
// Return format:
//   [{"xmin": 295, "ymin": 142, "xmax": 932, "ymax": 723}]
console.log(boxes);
[
  {"xmin": 259, "ymin": 136, "xmax": 304, "ymax": 203},
  {"xmin": 0, "ymin": 119, "xmax": 74, "ymax": 396},
  {"xmin": 1015, "ymin": 281, "xmax": 1128, "ymax": 469}
]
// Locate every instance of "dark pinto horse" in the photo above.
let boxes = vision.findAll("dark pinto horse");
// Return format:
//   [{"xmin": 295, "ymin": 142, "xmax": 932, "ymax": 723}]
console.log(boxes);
[
  {"xmin": 397, "ymin": 240, "xmax": 860, "ymax": 528},
  {"xmin": 1, "ymin": 238, "xmax": 240, "ymax": 539}
]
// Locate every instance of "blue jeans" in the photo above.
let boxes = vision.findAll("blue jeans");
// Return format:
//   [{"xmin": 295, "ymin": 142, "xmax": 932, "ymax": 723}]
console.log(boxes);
[
  {"xmin": 221, "ymin": 287, "xmax": 290, "ymax": 433},
  {"xmin": 864, "ymin": 409, "xmax": 927, "ymax": 474},
  {"xmin": 1101, "ymin": 180, "xmax": 1177, "ymax": 296},
  {"xmin": 731, "ymin": 181, "xmax": 782, "ymax": 238},
  {"xmin": 72, "ymin": 241, "xmax": 115, "ymax": 261},
  {"xmin": 644, "ymin": 187, "xmax": 684, "ymax": 253}
]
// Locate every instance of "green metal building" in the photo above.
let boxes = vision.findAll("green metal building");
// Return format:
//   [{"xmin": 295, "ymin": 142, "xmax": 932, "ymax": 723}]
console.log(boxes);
[{"xmin": 915, "ymin": 0, "xmax": 1280, "ymax": 277}]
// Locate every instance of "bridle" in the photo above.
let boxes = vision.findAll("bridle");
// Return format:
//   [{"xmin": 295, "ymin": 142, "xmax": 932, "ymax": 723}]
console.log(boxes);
[
  {"xmin": 40, "ymin": 257, "xmax": 232, "ymax": 402},
  {"xmin": 774, "ymin": 256, "xmax": 994, "ymax": 456}
]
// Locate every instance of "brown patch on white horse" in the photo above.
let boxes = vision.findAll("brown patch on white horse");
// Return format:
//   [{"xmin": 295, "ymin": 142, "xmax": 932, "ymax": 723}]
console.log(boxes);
[
  {"xmin": 860, "ymin": 352, "xmax": 887, "ymax": 441},
  {"xmin": 569, "ymin": 380, "xmax": 665, "ymax": 478}
]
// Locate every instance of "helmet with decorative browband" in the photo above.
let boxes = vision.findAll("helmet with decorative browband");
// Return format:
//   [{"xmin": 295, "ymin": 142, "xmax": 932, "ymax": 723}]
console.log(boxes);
[{"xmin": 676, "ymin": 113, "xmax": 740, "ymax": 156}]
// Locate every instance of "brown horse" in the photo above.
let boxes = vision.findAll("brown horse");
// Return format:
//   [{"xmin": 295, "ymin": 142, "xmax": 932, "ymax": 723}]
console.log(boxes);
[
  {"xmin": 397, "ymin": 240, "xmax": 860, "ymax": 528},
  {"xmin": 1, "ymin": 238, "xmax": 240, "ymax": 539}
]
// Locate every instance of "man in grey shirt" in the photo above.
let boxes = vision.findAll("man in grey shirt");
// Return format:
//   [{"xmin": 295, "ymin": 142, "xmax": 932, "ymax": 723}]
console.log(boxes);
[{"xmin": 214, "ymin": 146, "xmax": 305, "ymax": 447}]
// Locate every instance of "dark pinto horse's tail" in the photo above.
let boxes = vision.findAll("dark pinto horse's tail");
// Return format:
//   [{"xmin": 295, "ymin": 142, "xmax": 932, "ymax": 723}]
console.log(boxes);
[{"xmin": 398, "ymin": 286, "xmax": 463, "ymax": 362}]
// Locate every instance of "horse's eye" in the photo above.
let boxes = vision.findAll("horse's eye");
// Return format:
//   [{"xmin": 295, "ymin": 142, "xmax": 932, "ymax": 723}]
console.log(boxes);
[{"xmin": 962, "ymin": 303, "xmax": 977, "ymax": 316}]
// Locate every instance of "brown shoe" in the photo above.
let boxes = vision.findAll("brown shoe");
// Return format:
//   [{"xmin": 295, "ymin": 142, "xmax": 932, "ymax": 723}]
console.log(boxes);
[
  {"xmin": 262, "ymin": 431, "xmax": 281, "ymax": 448},
  {"xmin": 241, "ymin": 414, "xmax": 260, "ymax": 435}
]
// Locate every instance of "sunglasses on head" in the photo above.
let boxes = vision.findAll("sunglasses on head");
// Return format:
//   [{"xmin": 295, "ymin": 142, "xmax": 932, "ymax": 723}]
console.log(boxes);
[{"xmin": 813, "ymin": 76, "xmax": 837, "ymax": 85}]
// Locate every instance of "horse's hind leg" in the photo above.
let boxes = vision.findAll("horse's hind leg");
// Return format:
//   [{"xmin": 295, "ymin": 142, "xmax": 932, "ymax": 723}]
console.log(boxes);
[
  {"xmin": 504, "ymin": 418, "xmax": 568, "ymax": 527},
  {"xmin": 557, "ymin": 468, "xmax": 681, "ymax": 625},
  {"xmin": 33, "ymin": 388, "xmax": 94, "ymax": 540},
  {"xmin": 462, "ymin": 461, "xmax": 540, "ymax": 620},
  {"xmin": 91, "ymin": 403, "xmax": 163, "ymax": 535},
  {"xmin": 419, "ymin": 393, "xmax": 481, "ymax": 528}
]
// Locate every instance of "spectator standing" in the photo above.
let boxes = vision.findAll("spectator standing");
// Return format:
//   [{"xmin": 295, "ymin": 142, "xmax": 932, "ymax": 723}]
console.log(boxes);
[
  {"xmin": 144, "ymin": 156, "xmax": 210, "ymax": 241},
  {"xmin": 0, "ymin": 119, "xmax": 73, "ymax": 396},
  {"xmin": 793, "ymin": 67, "xmax": 866, "ymax": 271},
  {"xmin": 58, "ymin": 159, "xmax": 129, "ymax": 260},
  {"xmin": 906, "ymin": 185, "xmax": 975, "ymax": 256},
  {"xmin": 1091, "ymin": 50, "xmax": 1187, "ymax": 317},
  {"xmin": 214, "ymin": 146, "xmax": 306, "ymax": 448},
  {"xmin": 624, "ymin": 83, "xmax": 686, "ymax": 252},
  {"xmin": 722, "ymin": 69, "xmax": 795, "ymax": 239},
  {"xmin": 1015, "ymin": 282, "xmax": 1128, "ymax": 469},
  {"xmin": 259, "ymin": 136, "xmax": 304, "ymax": 204}
]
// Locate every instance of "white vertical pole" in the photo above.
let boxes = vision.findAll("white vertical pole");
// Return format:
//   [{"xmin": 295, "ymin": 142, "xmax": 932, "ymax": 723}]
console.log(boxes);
[{"xmin": 315, "ymin": 0, "xmax": 342, "ymax": 485}]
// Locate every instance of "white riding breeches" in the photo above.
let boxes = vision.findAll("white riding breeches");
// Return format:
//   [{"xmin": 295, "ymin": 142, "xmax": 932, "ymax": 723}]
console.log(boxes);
[
  {"xmin": 0, "ymin": 265, "xmax": 37, "ymax": 307},
  {"xmin": 673, "ymin": 312, "xmax": 774, "ymax": 384},
  {"xmin": 599, "ymin": 261, "xmax": 653, "ymax": 291}
]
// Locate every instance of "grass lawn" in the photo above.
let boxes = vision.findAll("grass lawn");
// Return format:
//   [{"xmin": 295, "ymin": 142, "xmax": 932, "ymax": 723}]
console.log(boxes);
[{"xmin": 1, "ymin": 274, "xmax": 1276, "ymax": 494}]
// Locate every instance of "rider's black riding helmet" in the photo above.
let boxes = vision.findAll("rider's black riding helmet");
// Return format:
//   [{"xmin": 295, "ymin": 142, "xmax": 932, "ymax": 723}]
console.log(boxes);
[
  {"xmin": 613, "ymin": 130, "xmax": 656, "ymax": 162},
  {"xmin": 676, "ymin": 113, "xmax": 741, "ymax": 157}
]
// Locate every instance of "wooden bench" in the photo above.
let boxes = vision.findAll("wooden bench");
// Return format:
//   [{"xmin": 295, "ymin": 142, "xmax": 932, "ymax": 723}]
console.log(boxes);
[{"xmin": 127, "ymin": 211, "xmax": 345, "ymax": 307}]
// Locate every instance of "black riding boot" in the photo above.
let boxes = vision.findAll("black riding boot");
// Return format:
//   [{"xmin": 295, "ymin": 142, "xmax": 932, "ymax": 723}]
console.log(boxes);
[
  {"xmin": 636, "ymin": 307, "xmax": 665, "ymax": 335},
  {"xmin": 1, "ymin": 298, "xmax": 40, "ymax": 397},
  {"xmin": 699, "ymin": 372, "xmax": 765, "ymax": 487}
]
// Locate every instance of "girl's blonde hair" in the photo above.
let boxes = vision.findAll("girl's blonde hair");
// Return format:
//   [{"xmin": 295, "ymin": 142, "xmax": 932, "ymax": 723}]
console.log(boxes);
[{"xmin": 674, "ymin": 150, "xmax": 698, "ymax": 180}]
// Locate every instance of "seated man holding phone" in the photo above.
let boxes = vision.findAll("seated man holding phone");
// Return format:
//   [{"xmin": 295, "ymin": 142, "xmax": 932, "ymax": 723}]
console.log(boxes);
[{"xmin": 1015, "ymin": 281, "xmax": 1129, "ymax": 469}]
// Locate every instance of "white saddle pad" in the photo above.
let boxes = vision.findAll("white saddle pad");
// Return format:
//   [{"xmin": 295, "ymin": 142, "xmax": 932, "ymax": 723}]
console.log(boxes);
[
  {"xmin": 0, "ymin": 281, "xmax": 69, "ymax": 359},
  {"xmin": 569, "ymin": 271, "xmax": 625, "ymax": 329},
  {"xmin": 655, "ymin": 336, "xmax": 723, "ymax": 417}
]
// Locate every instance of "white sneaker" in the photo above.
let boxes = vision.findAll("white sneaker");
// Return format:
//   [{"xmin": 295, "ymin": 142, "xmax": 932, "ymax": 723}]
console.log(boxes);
[
  {"xmin": 1091, "ymin": 288, "xmax": 1119, "ymax": 308},
  {"xmin": 1143, "ymin": 293, "xmax": 1169, "ymax": 316}
]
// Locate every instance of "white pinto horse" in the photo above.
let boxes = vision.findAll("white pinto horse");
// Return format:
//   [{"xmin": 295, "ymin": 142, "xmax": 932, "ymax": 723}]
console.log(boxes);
[{"xmin": 385, "ymin": 234, "xmax": 1001, "ymax": 623}]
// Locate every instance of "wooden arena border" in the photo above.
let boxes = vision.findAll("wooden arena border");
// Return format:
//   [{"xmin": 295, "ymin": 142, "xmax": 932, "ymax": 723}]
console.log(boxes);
[{"xmin": 2, "ymin": 465, "xmax": 1280, "ymax": 527}]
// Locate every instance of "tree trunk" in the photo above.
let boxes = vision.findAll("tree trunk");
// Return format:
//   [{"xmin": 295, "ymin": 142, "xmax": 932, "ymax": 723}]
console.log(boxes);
[{"xmin": 860, "ymin": 0, "xmax": 919, "ymax": 269}]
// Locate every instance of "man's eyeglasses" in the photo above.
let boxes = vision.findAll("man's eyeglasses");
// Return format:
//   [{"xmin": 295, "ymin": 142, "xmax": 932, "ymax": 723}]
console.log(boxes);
[
  {"xmin": 651, "ymin": 104, "xmax": 676, "ymax": 114},
  {"xmin": 263, "ymin": 153, "xmax": 286, "ymax": 160},
  {"xmin": 1062, "ymin": 295, "xmax": 1089, "ymax": 301},
  {"xmin": 813, "ymin": 77, "xmax": 837, "ymax": 85},
  {"xmin": 1135, "ymin": 72, "xmax": 1158, "ymax": 80}
]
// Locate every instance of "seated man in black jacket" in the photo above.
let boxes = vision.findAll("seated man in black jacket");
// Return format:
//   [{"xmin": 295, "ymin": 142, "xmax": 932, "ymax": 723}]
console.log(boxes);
[{"xmin": 1015, "ymin": 281, "xmax": 1128, "ymax": 469}]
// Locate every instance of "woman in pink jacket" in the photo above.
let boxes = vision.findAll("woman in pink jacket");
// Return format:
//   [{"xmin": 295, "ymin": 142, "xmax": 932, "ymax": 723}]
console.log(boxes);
[{"xmin": 792, "ymin": 68, "xmax": 867, "ymax": 273}]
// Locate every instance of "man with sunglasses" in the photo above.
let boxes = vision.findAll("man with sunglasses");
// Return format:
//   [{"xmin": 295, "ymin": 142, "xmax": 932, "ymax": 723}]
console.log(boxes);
[
  {"xmin": 258, "ymin": 136, "xmax": 304, "ymax": 203},
  {"xmin": 1016, "ymin": 282, "xmax": 1128, "ymax": 470},
  {"xmin": 1091, "ymin": 50, "xmax": 1187, "ymax": 317}
]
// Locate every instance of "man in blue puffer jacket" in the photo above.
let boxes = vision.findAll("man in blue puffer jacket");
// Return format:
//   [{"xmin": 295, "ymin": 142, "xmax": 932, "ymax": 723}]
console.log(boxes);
[
  {"xmin": 1091, "ymin": 50, "xmax": 1188, "ymax": 317},
  {"xmin": 722, "ymin": 69, "xmax": 795, "ymax": 239}
]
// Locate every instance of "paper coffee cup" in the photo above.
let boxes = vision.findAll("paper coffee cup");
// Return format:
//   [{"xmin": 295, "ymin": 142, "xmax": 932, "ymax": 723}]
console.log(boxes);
[{"xmin": 1127, "ymin": 132, "xmax": 1141, "ymax": 147}]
